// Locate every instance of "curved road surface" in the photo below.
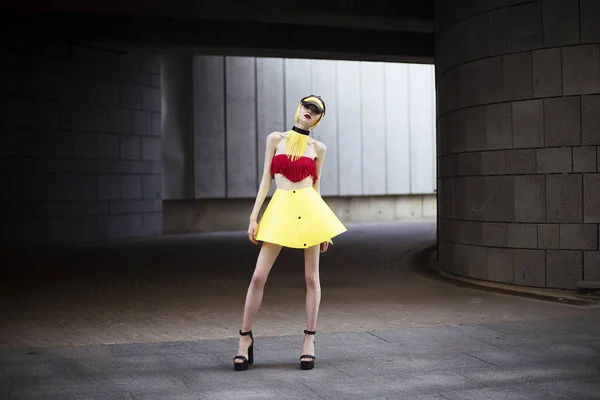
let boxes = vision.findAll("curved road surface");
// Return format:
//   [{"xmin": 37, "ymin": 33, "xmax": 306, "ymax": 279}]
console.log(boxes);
[{"xmin": 0, "ymin": 220, "xmax": 599, "ymax": 399}]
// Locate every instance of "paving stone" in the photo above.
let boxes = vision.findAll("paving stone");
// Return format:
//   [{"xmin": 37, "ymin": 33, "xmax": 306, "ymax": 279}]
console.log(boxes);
[
  {"xmin": 489, "ymin": 7, "xmax": 511, "ymax": 56},
  {"xmin": 559, "ymin": 224, "xmax": 598, "ymax": 250},
  {"xmin": 484, "ymin": 102, "xmax": 512, "ymax": 150},
  {"xmin": 508, "ymin": 224, "xmax": 538, "ymax": 248},
  {"xmin": 482, "ymin": 222, "xmax": 508, "ymax": 247},
  {"xmin": 546, "ymin": 174, "xmax": 582, "ymax": 223},
  {"xmin": 538, "ymin": 224, "xmax": 560, "ymax": 249},
  {"xmin": 480, "ymin": 150, "xmax": 505, "ymax": 175},
  {"xmin": 583, "ymin": 173, "xmax": 600, "ymax": 222},
  {"xmin": 512, "ymin": 100, "xmax": 543, "ymax": 149},
  {"xmin": 573, "ymin": 146, "xmax": 597, "ymax": 172},
  {"xmin": 466, "ymin": 13, "xmax": 490, "ymax": 61},
  {"xmin": 506, "ymin": 149, "xmax": 536, "ymax": 174},
  {"xmin": 514, "ymin": 249, "xmax": 546, "ymax": 287},
  {"xmin": 544, "ymin": 97, "xmax": 582, "ymax": 147},
  {"xmin": 536, "ymin": 147, "xmax": 572, "ymax": 173},
  {"xmin": 465, "ymin": 106, "xmax": 485, "ymax": 151},
  {"xmin": 457, "ymin": 152, "xmax": 481, "ymax": 176},
  {"xmin": 533, "ymin": 48, "xmax": 562, "ymax": 98},
  {"xmin": 510, "ymin": 1, "xmax": 543, "ymax": 52},
  {"xmin": 485, "ymin": 176, "xmax": 514, "ymax": 222},
  {"xmin": 546, "ymin": 250, "xmax": 583, "ymax": 289},
  {"xmin": 488, "ymin": 247, "xmax": 514, "ymax": 283},
  {"xmin": 582, "ymin": 95, "xmax": 600, "ymax": 145},
  {"xmin": 503, "ymin": 52, "xmax": 533, "ymax": 101},
  {"xmin": 120, "ymin": 135, "xmax": 141, "ymax": 160},
  {"xmin": 584, "ymin": 251, "xmax": 600, "ymax": 281},
  {"xmin": 132, "ymin": 110, "xmax": 152, "ymax": 136},
  {"xmin": 581, "ymin": 0, "xmax": 600, "ymax": 43},
  {"xmin": 563, "ymin": 44, "xmax": 600, "ymax": 96},
  {"xmin": 542, "ymin": 0, "xmax": 581, "ymax": 47},
  {"xmin": 514, "ymin": 175, "xmax": 545, "ymax": 223}
]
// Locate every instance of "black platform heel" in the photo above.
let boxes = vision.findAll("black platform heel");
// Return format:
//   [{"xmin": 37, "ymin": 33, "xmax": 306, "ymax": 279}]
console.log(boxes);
[
  {"xmin": 300, "ymin": 330, "xmax": 316, "ymax": 370},
  {"xmin": 233, "ymin": 330, "xmax": 254, "ymax": 371}
]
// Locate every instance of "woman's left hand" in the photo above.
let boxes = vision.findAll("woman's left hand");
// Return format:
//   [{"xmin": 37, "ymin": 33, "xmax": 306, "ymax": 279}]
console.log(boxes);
[{"xmin": 320, "ymin": 241, "xmax": 329, "ymax": 253}]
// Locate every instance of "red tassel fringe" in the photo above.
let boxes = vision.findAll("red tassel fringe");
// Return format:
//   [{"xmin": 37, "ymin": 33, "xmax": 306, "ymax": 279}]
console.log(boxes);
[{"xmin": 270, "ymin": 154, "xmax": 318, "ymax": 183}]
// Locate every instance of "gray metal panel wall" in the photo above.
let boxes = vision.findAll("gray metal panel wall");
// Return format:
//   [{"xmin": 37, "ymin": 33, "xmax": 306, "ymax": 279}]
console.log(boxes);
[
  {"xmin": 225, "ymin": 57, "xmax": 257, "ymax": 198},
  {"xmin": 193, "ymin": 56, "xmax": 226, "ymax": 198},
  {"xmin": 189, "ymin": 56, "xmax": 437, "ymax": 199}
]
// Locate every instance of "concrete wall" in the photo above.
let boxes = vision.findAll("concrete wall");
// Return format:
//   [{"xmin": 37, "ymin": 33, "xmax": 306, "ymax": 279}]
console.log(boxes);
[
  {"xmin": 435, "ymin": 0, "xmax": 600, "ymax": 289},
  {"xmin": 164, "ymin": 194, "xmax": 436, "ymax": 234},
  {"xmin": 163, "ymin": 56, "xmax": 437, "ymax": 200},
  {"xmin": 0, "ymin": 42, "xmax": 163, "ymax": 248}
]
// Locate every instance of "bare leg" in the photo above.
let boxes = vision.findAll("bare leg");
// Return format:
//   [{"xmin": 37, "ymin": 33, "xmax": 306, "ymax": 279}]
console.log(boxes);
[
  {"xmin": 302, "ymin": 244, "xmax": 321, "ymax": 361},
  {"xmin": 235, "ymin": 241, "xmax": 282, "ymax": 363}
]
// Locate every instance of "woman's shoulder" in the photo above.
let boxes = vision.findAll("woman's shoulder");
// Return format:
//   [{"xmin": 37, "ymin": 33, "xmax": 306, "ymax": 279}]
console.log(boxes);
[
  {"xmin": 311, "ymin": 139, "xmax": 327, "ymax": 154},
  {"xmin": 266, "ymin": 131, "xmax": 286, "ymax": 143}
]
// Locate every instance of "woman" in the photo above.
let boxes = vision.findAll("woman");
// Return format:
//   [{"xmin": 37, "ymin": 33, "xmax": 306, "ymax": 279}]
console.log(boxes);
[{"xmin": 233, "ymin": 95, "xmax": 347, "ymax": 371}]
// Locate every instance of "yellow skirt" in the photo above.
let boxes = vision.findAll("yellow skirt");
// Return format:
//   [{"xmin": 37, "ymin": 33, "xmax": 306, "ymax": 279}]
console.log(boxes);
[{"xmin": 256, "ymin": 186, "xmax": 347, "ymax": 249}]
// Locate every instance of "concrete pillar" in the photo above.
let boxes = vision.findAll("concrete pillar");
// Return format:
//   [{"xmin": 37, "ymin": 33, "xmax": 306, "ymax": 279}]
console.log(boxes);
[{"xmin": 435, "ymin": 0, "xmax": 600, "ymax": 289}]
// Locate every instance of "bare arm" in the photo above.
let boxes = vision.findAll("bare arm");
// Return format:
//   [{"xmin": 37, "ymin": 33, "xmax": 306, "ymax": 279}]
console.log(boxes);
[
  {"xmin": 312, "ymin": 141, "xmax": 327, "ymax": 195},
  {"xmin": 249, "ymin": 132, "xmax": 281, "ymax": 222}
]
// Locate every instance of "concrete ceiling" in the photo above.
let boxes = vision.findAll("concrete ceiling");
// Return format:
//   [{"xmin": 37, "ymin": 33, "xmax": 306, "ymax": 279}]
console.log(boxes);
[{"xmin": 1, "ymin": 1, "xmax": 434, "ymax": 63}]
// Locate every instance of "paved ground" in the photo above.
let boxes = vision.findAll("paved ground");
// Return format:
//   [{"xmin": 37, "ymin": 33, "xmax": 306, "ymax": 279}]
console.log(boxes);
[{"xmin": 1, "ymin": 220, "xmax": 599, "ymax": 399}]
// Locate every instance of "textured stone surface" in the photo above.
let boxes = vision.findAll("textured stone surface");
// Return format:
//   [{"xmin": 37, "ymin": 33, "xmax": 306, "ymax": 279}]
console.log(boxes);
[
  {"xmin": 562, "ymin": 44, "xmax": 600, "ymax": 96},
  {"xmin": 510, "ymin": 1, "xmax": 543, "ymax": 52},
  {"xmin": 502, "ymin": 53, "xmax": 532, "ymax": 101},
  {"xmin": 508, "ymin": 224, "xmax": 538, "ymax": 249},
  {"xmin": 546, "ymin": 250, "xmax": 583, "ymax": 289},
  {"xmin": 546, "ymin": 175, "xmax": 582, "ymax": 223},
  {"xmin": 538, "ymin": 224, "xmax": 560, "ymax": 249},
  {"xmin": 514, "ymin": 175, "xmax": 545, "ymax": 223},
  {"xmin": 583, "ymin": 174, "xmax": 600, "ymax": 223},
  {"xmin": 536, "ymin": 147, "xmax": 572, "ymax": 173},
  {"xmin": 582, "ymin": 95, "xmax": 600, "ymax": 145},
  {"xmin": 482, "ymin": 222, "xmax": 508, "ymax": 247},
  {"xmin": 487, "ymin": 248, "xmax": 514, "ymax": 283},
  {"xmin": 506, "ymin": 149, "xmax": 536, "ymax": 174},
  {"xmin": 533, "ymin": 48, "xmax": 562, "ymax": 98},
  {"xmin": 485, "ymin": 103, "xmax": 512, "ymax": 150},
  {"xmin": 581, "ymin": 0, "xmax": 600, "ymax": 43},
  {"xmin": 489, "ymin": 7, "xmax": 511, "ymax": 56},
  {"xmin": 480, "ymin": 151, "xmax": 505, "ymax": 175},
  {"xmin": 559, "ymin": 224, "xmax": 598, "ymax": 250},
  {"xmin": 544, "ymin": 97, "xmax": 581, "ymax": 147},
  {"xmin": 514, "ymin": 249, "xmax": 546, "ymax": 287},
  {"xmin": 573, "ymin": 146, "xmax": 597, "ymax": 173},
  {"xmin": 485, "ymin": 176, "xmax": 514, "ymax": 222},
  {"xmin": 584, "ymin": 251, "xmax": 600, "ymax": 281},
  {"xmin": 513, "ymin": 100, "xmax": 543, "ymax": 148},
  {"xmin": 542, "ymin": 0, "xmax": 581, "ymax": 47}
]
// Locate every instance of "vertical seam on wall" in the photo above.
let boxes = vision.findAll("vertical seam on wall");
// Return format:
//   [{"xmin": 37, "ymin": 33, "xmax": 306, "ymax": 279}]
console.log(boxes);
[
  {"xmin": 254, "ymin": 57, "xmax": 259, "ymax": 190},
  {"xmin": 407, "ymin": 65, "xmax": 413, "ymax": 194},
  {"xmin": 383, "ymin": 63, "xmax": 388, "ymax": 194},
  {"xmin": 579, "ymin": 0, "xmax": 582, "ymax": 44},
  {"xmin": 223, "ymin": 56, "xmax": 228, "ymax": 199},
  {"xmin": 432, "ymin": 67, "xmax": 437, "ymax": 193},
  {"xmin": 189, "ymin": 56, "xmax": 196, "ymax": 199},
  {"xmin": 336, "ymin": 62, "xmax": 340, "ymax": 195},
  {"xmin": 560, "ymin": 48, "xmax": 564, "ymax": 97},
  {"xmin": 359, "ymin": 62, "xmax": 364, "ymax": 195}
]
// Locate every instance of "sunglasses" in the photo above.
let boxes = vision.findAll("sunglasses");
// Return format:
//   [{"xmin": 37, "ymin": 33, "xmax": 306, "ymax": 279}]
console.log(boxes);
[{"xmin": 303, "ymin": 103, "xmax": 322, "ymax": 115}]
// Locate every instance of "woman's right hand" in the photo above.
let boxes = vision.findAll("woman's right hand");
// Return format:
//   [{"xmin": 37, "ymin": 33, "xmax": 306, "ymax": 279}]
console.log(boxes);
[{"xmin": 248, "ymin": 220, "xmax": 258, "ymax": 244}]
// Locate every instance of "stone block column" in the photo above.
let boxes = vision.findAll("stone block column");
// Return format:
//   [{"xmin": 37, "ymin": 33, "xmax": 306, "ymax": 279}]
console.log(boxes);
[
  {"xmin": 435, "ymin": 0, "xmax": 600, "ymax": 289},
  {"xmin": 0, "ymin": 42, "xmax": 163, "ymax": 248}
]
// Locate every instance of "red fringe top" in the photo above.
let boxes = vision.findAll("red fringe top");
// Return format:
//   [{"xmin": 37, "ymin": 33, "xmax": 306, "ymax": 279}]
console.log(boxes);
[{"xmin": 270, "ymin": 154, "xmax": 318, "ymax": 183}]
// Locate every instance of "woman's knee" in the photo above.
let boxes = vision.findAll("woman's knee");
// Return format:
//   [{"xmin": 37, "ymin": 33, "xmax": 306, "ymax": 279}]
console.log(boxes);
[
  {"xmin": 305, "ymin": 273, "xmax": 320, "ymax": 289},
  {"xmin": 251, "ymin": 273, "xmax": 267, "ymax": 289}
]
